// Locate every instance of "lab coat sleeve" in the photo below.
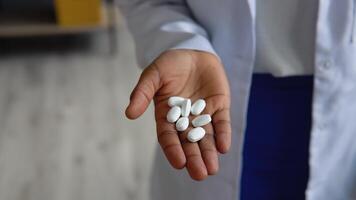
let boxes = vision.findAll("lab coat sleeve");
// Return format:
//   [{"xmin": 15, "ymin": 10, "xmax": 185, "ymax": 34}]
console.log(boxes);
[{"xmin": 117, "ymin": 0, "xmax": 217, "ymax": 68}]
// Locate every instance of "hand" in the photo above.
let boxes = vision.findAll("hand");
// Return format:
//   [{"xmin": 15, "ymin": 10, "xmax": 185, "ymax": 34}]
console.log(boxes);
[{"xmin": 126, "ymin": 50, "xmax": 231, "ymax": 181}]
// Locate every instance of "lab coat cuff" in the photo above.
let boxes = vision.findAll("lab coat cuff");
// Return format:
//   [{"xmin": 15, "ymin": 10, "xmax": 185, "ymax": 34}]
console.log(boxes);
[
  {"xmin": 170, "ymin": 34, "xmax": 220, "ymax": 61},
  {"xmin": 138, "ymin": 34, "xmax": 219, "ymax": 69}
]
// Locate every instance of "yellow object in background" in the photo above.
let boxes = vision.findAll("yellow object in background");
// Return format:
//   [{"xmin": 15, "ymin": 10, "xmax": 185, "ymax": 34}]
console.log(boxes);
[{"xmin": 55, "ymin": 0, "xmax": 102, "ymax": 27}]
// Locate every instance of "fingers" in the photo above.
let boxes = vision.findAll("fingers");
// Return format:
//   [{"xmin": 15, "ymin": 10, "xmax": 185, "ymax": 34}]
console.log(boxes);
[
  {"xmin": 180, "ymin": 132, "xmax": 208, "ymax": 181},
  {"xmin": 198, "ymin": 123, "xmax": 219, "ymax": 175},
  {"xmin": 212, "ymin": 108, "xmax": 231, "ymax": 153},
  {"xmin": 156, "ymin": 103, "xmax": 186, "ymax": 169},
  {"xmin": 126, "ymin": 65, "xmax": 160, "ymax": 120},
  {"xmin": 157, "ymin": 108, "xmax": 217, "ymax": 180},
  {"xmin": 157, "ymin": 123, "xmax": 186, "ymax": 169},
  {"xmin": 203, "ymin": 97, "xmax": 231, "ymax": 154},
  {"xmin": 155, "ymin": 96, "xmax": 230, "ymax": 181}
]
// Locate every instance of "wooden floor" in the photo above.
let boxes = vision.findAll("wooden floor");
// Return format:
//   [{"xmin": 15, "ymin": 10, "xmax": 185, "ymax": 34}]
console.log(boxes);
[{"xmin": 0, "ymin": 25, "xmax": 156, "ymax": 200}]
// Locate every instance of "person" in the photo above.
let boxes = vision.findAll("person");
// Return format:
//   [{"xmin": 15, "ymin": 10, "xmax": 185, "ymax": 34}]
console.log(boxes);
[{"xmin": 118, "ymin": 0, "xmax": 356, "ymax": 200}]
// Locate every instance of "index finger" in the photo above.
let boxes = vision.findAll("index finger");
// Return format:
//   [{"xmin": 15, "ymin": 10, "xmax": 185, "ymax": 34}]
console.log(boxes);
[
  {"xmin": 203, "ymin": 98, "xmax": 232, "ymax": 154},
  {"xmin": 212, "ymin": 108, "xmax": 231, "ymax": 153},
  {"xmin": 155, "ymin": 102, "xmax": 186, "ymax": 169}
]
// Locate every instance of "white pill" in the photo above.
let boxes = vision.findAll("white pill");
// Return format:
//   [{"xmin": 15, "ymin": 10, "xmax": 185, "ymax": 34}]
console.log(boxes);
[
  {"xmin": 192, "ymin": 114, "xmax": 212, "ymax": 127},
  {"xmin": 176, "ymin": 117, "xmax": 189, "ymax": 132},
  {"xmin": 187, "ymin": 127, "xmax": 206, "ymax": 142},
  {"xmin": 191, "ymin": 99, "xmax": 206, "ymax": 116},
  {"xmin": 168, "ymin": 96, "xmax": 185, "ymax": 107},
  {"xmin": 167, "ymin": 106, "xmax": 181, "ymax": 123},
  {"xmin": 181, "ymin": 99, "xmax": 191, "ymax": 117}
]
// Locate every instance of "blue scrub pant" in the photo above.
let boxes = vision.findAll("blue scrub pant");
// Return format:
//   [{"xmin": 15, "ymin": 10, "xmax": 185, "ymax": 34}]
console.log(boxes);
[{"xmin": 241, "ymin": 74, "xmax": 313, "ymax": 200}]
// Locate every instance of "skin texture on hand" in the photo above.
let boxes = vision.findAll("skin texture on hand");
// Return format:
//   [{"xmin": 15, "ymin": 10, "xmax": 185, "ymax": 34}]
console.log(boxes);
[{"xmin": 126, "ymin": 50, "xmax": 231, "ymax": 181}]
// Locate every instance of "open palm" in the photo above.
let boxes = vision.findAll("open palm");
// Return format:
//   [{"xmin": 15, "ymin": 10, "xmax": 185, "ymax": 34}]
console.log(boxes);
[{"xmin": 126, "ymin": 50, "xmax": 231, "ymax": 181}]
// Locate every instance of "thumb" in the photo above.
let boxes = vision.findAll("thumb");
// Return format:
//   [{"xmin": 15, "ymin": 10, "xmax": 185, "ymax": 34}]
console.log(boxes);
[{"xmin": 126, "ymin": 65, "xmax": 160, "ymax": 120}]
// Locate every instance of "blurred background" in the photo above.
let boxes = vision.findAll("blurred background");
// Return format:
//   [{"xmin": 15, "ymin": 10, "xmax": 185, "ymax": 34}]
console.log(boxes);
[{"xmin": 0, "ymin": 0, "xmax": 157, "ymax": 200}]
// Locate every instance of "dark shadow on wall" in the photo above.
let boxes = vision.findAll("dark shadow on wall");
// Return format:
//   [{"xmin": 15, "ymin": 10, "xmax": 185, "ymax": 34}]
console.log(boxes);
[
  {"xmin": 0, "ymin": 35, "xmax": 93, "ymax": 57},
  {"xmin": 0, "ymin": 0, "xmax": 54, "ymax": 12}
]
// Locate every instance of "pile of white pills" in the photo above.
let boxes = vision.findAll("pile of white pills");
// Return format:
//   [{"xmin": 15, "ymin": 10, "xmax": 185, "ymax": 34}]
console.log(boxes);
[{"xmin": 166, "ymin": 96, "xmax": 212, "ymax": 143}]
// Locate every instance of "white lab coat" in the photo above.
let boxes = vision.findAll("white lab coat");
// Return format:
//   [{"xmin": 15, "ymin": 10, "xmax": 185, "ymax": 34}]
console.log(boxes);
[{"xmin": 118, "ymin": 0, "xmax": 356, "ymax": 199}]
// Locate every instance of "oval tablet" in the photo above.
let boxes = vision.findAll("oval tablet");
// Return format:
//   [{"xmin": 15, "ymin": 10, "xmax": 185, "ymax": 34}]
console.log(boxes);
[
  {"xmin": 176, "ymin": 117, "xmax": 189, "ymax": 132},
  {"xmin": 181, "ymin": 99, "xmax": 191, "ymax": 117},
  {"xmin": 191, "ymin": 99, "xmax": 206, "ymax": 115},
  {"xmin": 168, "ymin": 96, "xmax": 185, "ymax": 107},
  {"xmin": 187, "ymin": 127, "xmax": 206, "ymax": 142},
  {"xmin": 192, "ymin": 114, "xmax": 212, "ymax": 127},
  {"xmin": 167, "ymin": 106, "xmax": 181, "ymax": 123}
]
